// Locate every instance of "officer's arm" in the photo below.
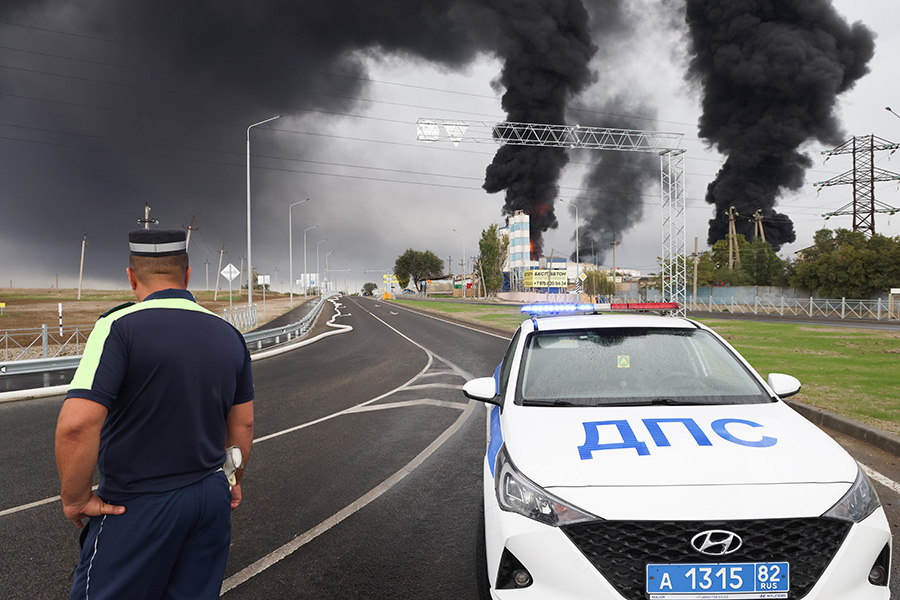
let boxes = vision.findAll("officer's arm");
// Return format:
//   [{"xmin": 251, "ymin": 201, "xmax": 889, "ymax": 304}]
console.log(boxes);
[
  {"xmin": 225, "ymin": 400, "xmax": 254, "ymax": 485},
  {"xmin": 55, "ymin": 397, "xmax": 125, "ymax": 527}
]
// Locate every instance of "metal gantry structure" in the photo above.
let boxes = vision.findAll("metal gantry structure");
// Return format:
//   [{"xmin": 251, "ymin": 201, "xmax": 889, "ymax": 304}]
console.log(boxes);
[
  {"xmin": 815, "ymin": 135, "xmax": 900, "ymax": 235},
  {"xmin": 416, "ymin": 118, "xmax": 688, "ymax": 314}
]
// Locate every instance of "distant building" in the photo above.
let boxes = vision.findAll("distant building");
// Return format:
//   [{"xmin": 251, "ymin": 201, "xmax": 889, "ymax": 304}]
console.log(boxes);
[{"xmin": 504, "ymin": 210, "xmax": 537, "ymax": 290}]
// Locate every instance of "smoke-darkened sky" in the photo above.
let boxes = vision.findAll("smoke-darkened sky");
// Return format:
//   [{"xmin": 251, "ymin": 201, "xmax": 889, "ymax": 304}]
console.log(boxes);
[{"xmin": 0, "ymin": 0, "xmax": 897, "ymax": 293}]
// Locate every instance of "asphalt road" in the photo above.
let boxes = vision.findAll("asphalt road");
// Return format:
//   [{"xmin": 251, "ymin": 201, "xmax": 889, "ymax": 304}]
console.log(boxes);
[{"xmin": 0, "ymin": 296, "xmax": 897, "ymax": 598}]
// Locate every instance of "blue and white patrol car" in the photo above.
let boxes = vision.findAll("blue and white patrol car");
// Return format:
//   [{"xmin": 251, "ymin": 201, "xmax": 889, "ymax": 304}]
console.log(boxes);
[{"xmin": 464, "ymin": 304, "xmax": 891, "ymax": 600}]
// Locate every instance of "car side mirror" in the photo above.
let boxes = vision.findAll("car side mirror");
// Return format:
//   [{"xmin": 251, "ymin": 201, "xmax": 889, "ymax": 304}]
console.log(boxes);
[
  {"xmin": 463, "ymin": 377, "xmax": 499, "ymax": 405},
  {"xmin": 767, "ymin": 373, "xmax": 801, "ymax": 399}
]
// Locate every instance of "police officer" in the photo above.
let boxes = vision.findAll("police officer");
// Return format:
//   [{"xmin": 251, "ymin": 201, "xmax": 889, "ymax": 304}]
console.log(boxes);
[{"xmin": 55, "ymin": 229, "xmax": 254, "ymax": 600}]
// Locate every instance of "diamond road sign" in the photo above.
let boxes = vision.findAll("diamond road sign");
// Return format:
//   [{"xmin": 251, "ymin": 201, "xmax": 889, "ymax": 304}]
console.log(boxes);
[{"xmin": 221, "ymin": 263, "xmax": 240, "ymax": 282}]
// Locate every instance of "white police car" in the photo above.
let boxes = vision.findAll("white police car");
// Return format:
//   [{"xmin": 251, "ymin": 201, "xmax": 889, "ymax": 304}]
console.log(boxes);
[{"xmin": 463, "ymin": 303, "xmax": 891, "ymax": 599}]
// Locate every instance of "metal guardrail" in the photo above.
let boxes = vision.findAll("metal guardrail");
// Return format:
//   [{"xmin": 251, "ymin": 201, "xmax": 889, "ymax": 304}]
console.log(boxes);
[{"xmin": 0, "ymin": 295, "xmax": 334, "ymax": 376}]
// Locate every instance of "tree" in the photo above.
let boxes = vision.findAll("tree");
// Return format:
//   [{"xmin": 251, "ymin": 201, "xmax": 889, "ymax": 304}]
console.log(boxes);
[
  {"xmin": 582, "ymin": 268, "xmax": 616, "ymax": 297},
  {"xmin": 791, "ymin": 228, "xmax": 900, "ymax": 297},
  {"xmin": 476, "ymin": 224, "xmax": 509, "ymax": 297},
  {"xmin": 361, "ymin": 282, "xmax": 378, "ymax": 296},
  {"xmin": 394, "ymin": 249, "xmax": 444, "ymax": 292}
]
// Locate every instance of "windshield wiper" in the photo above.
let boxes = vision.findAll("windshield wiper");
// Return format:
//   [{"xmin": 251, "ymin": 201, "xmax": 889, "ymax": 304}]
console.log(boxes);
[
  {"xmin": 523, "ymin": 399, "xmax": 583, "ymax": 407},
  {"xmin": 600, "ymin": 398, "xmax": 709, "ymax": 407}
]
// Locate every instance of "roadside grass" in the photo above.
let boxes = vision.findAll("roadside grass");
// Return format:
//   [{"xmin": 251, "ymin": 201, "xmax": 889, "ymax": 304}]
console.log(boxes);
[
  {"xmin": 393, "ymin": 299, "xmax": 525, "ymax": 332},
  {"xmin": 392, "ymin": 299, "xmax": 900, "ymax": 435},
  {"xmin": 699, "ymin": 319, "xmax": 900, "ymax": 435}
]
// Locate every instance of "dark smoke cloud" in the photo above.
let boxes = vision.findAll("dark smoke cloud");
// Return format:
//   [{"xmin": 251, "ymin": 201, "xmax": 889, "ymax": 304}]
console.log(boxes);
[
  {"xmin": 565, "ymin": 1, "xmax": 661, "ymax": 266},
  {"xmin": 568, "ymin": 101, "xmax": 660, "ymax": 265},
  {"xmin": 476, "ymin": 0, "xmax": 598, "ymax": 258},
  {"xmin": 0, "ymin": 0, "xmax": 482, "ymax": 287},
  {"xmin": 684, "ymin": 0, "xmax": 876, "ymax": 250}
]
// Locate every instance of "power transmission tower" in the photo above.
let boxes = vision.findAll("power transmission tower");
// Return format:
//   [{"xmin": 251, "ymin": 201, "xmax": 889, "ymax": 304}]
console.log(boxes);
[
  {"xmin": 815, "ymin": 135, "xmax": 900, "ymax": 235},
  {"xmin": 417, "ymin": 119, "xmax": 687, "ymax": 314}
]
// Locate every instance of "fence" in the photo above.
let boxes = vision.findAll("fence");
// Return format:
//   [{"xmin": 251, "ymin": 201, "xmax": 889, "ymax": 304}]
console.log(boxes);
[
  {"xmin": 685, "ymin": 296, "xmax": 899, "ymax": 320},
  {"xmin": 0, "ymin": 294, "xmax": 333, "ymax": 376},
  {"xmin": 1, "ymin": 324, "xmax": 93, "ymax": 362},
  {"xmin": 223, "ymin": 304, "xmax": 258, "ymax": 330}
]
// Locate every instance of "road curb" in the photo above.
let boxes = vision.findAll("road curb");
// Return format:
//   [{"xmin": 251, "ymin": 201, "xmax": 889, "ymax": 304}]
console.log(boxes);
[{"xmin": 785, "ymin": 399, "xmax": 900, "ymax": 457}]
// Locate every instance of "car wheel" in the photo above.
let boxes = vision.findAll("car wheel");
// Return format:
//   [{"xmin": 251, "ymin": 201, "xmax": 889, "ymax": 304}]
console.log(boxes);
[{"xmin": 475, "ymin": 496, "xmax": 492, "ymax": 599}]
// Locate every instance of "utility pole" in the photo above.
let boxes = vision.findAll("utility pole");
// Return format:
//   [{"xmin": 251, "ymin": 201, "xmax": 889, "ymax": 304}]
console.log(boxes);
[
  {"xmin": 727, "ymin": 206, "xmax": 742, "ymax": 270},
  {"xmin": 214, "ymin": 246, "xmax": 225, "ymax": 301},
  {"xmin": 77, "ymin": 233, "xmax": 88, "ymax": 300},
  {"xmin": 182, "ymin": 215, "xmax": 198, "ymax": 250},
  {"xmin": 239, "ymin": 255, "xmax": 245, "ymax": 292},
  {"xmin": 692, "ymin": 237, "xmax": 699, "ymax": 308},
  {"xmin": 610, "ymin": 233, "xmax": 619, "ymax": 286},
  {"xmin": 752, "ymin": 210, "xmax": 767, "ymax": 243},
  {"xmin": 274, "ymin": 266, "xmax": 279, "ymax": 292},
  {"xmin": 815, "ymin": 134, "xmax": 900, "ymax": 234},
  {"xmin": 204, "ymin": 259, "xmax": 209, "ymax": 291},
  {"xmin": 138, "ymin": 203, "xmax": 158, "ymax": 229}
]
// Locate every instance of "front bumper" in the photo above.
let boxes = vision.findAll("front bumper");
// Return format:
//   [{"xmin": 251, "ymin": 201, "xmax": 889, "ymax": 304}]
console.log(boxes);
[{"xmin": 482, "ymin": 471, "xmax": 891, "ymax": 599}]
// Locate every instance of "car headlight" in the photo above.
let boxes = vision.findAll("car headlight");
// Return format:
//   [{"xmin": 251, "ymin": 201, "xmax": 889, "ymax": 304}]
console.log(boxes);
[
  {"xmin": 824, "ymin": 465, "xmax": 881, "ymax": 523},
  {"xmin": 495, "ymin": 444, "xmax": 598, "ymax": 526}
]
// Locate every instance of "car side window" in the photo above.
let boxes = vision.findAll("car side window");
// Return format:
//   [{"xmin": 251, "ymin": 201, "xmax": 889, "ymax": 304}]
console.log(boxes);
[{"xmin": 497, "ymin": 328, "xmax": 522, "ymax": 398}]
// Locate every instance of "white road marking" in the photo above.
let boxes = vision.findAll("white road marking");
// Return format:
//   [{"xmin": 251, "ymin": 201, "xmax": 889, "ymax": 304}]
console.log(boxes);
[
  {"xmin": 402, "ymin": 383, "xmax": 464, "ymax": 391},
  {"xmin": 0, "ymin": 485, "xmax": 98, "ymax": 518},
  {"xmin": 344, "ymin": 399, "xmax": 465, "ymax": 413},
  {"xmin": 221, "ymin": 401, "xmax": 476, "ymax": 594},
  {"xmin": 385, "ymin": 299, "xmax": 512, "ymax": 340},
  {"xmin": 861, "ymin": 464, "xmax": 900, "ymax": 496}
]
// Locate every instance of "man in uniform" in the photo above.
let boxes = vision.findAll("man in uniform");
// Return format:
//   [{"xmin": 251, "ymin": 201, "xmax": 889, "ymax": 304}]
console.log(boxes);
[{"xmin": 55, "ymin": 229, "xmax": 254, "ymax": 600}]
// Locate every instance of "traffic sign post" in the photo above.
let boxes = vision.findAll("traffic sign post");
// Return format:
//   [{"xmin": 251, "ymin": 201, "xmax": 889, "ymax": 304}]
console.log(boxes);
[
  {"xmin": 258, "ymin": 275, "xmax": 271, "ymax": 316},
  {"xmin": 221, "ymin": 263, "xmax": 240, "ymax": 320}
]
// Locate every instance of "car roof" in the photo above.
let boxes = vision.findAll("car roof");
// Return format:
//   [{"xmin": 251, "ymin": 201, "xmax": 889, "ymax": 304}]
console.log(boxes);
[{"xmin": 520, "ymin": 313, "xmax": 701, "ymax": 332}]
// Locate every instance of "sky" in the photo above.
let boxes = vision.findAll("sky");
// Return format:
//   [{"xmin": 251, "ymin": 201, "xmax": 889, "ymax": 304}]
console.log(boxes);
[{"xmin": 0, "ymin": 0, "xmax": 898, "ymax": 293}]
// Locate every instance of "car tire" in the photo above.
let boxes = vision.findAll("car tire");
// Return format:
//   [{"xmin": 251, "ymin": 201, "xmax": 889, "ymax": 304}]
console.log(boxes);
[{"xmin": 475, "ymin": 496, "xmax": 492, "ymax": 600}]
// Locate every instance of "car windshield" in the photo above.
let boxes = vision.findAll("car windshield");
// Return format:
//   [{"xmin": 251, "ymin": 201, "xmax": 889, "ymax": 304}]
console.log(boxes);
[{"xmin": 517, "ymin": 327, "xmax": 771, "ymax": 407}]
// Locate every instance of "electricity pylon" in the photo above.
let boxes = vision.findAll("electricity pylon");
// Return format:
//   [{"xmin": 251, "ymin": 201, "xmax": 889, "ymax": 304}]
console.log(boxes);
[{"xmin": 815, "ymin": 135, "xmax": 900, "ymax": 235}]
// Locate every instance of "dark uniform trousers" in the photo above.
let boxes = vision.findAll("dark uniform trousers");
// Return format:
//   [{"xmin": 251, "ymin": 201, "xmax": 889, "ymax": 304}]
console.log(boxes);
[{"xmin": 70, "ymin": 472, "xmax": 232, "ymax": 600}]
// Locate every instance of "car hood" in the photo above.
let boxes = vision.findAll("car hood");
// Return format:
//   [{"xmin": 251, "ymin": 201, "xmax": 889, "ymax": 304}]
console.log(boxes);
[{"xmin": 502, "ymin": 402, "xmax": 858, "ymax": 519}]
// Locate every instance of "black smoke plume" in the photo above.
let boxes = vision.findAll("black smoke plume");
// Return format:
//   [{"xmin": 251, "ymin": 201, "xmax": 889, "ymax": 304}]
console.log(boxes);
[
  {"xmin": 685, "ymin": 0, "xmax": 875, "ymax": 250},
  {"xmin": 568, "ymin": 101, "xmax": 660, "ymax": 266},
  {"xmin": 476, "ymin": 0, "xmax": 598, "ymax": 259}
]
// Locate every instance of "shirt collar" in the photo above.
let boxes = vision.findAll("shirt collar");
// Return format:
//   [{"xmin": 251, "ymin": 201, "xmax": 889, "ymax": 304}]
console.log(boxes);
[{"xmin": 143, "ymin": 288, "xmax": 196, "ymax": 303}]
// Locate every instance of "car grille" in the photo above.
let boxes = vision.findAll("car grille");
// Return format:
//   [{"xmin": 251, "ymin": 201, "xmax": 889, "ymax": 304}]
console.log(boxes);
[{"xmin": 560, "ymin": 518, "xmax": 851, "ymax": 600}]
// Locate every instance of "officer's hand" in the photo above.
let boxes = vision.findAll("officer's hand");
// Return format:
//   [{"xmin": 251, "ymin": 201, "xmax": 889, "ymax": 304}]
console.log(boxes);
[
  {"xmin": 63, "ymin": 493, "xmax": 126, "ymax": 528},
  {"xmin": 230, "ymin": 483, "xmax": 243, "ymax": 511}
]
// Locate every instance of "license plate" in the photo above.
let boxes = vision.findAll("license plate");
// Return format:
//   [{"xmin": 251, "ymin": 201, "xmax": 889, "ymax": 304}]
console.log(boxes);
[{"xmin": 646, "ymin": 562, "xmax": 789, "ymax": 599}]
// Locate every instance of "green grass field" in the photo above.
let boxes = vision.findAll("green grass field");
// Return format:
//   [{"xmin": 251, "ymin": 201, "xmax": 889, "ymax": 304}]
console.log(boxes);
[{"xmin": 393, "ymin": 299, "xmax": 900, "ymax": 435}]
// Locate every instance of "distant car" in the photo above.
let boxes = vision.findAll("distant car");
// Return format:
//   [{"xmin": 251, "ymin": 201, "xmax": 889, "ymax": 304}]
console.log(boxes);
[
  {"xmin": 464, "ymin": 303, "xmax": 891, "ymax": 600},
  {"xmin": 401, "ymin": 289, "xmax": 415, "ymax": 295}
]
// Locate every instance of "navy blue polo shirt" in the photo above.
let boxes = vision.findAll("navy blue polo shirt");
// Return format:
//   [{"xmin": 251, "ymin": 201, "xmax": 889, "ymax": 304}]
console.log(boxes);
[{"xmin": 67, "ymin": 289, "xmax": 254, "ymax": 500}]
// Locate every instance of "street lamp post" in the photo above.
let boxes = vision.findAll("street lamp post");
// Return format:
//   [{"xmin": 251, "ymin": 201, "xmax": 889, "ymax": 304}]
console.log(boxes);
[
  {"xmin": 559, "ymin": 198, "xmax": 580, "ymax": 289},
  {"xmin": 288, "ymin": 198, "xmax": 310, "ymax": 308},
  {"xmin": 247, "ymin": 114, "xmax": 281, "ymax": 310},
  {"xmin": 325, "ymin": 251, "xmax": 334, "ymax": 294},
  {"xmin": 316, "ymin": 238, "xmax": 328, "ymax": 296},
  {"xmin": 452, "ymin": 228, "xmax": 466, "ymax": 298},
  {"xmin": 303, "ymin": 225, "xmax": 318, "ymax": 298}
]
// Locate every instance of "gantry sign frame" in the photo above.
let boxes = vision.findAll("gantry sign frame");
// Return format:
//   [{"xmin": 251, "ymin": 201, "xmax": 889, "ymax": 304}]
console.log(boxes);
[{"xmin": 416, "ymin": 119, "xmax": 687, "ymax": 315}]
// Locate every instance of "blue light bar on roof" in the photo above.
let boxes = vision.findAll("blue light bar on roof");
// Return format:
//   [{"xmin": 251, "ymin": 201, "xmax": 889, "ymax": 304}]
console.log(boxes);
[
  {"xmin": 520, "ymin": 302, "xmax": 679, "ymax": 315},
  {"xmin": 520, "ymin": 303, "xmax": 609, "ymax": 314}
]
